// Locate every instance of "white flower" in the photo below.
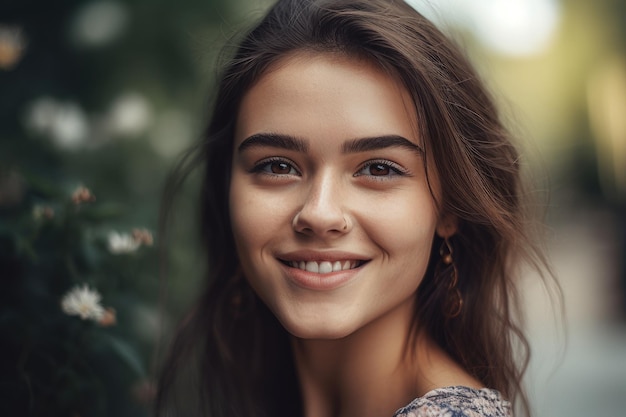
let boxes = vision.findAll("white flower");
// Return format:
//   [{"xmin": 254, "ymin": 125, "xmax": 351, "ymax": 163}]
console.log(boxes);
[
  {"xmin": 71, "ymin": 1, "xmax": 129, "ymax": 48},
  {"xmin": 109, "ymin": 92, "xmax": 152, "ymax": 137},
  {"xmin": 107, "ymin": 231, "xmax": 140, "ymax": 254},
  {"xmin": 61, "ymin": 284, "xmax": 105, "ymax": 321},
  {"xmin": 24, "ymin": 97, "xmax": 89, "ymax": 150}
]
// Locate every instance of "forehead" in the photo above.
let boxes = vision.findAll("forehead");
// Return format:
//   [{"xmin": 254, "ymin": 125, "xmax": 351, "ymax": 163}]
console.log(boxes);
[{"xmin": 234, "ymin": 51, "xmax": 421, "ymax": 147}]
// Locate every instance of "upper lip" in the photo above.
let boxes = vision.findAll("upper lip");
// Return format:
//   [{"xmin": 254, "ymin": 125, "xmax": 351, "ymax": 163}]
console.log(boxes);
[{"xmin": 277, "ymin": 250, "xmax": 369, "ymax": 263}]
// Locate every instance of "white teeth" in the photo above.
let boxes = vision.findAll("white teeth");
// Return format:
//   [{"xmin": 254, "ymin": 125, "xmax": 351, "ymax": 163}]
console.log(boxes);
[
  {"xmin": 319, "ymin": 261, "xmax": 333, "ymax": 274},
  {"xmin": 305, "ymin": 261, "xmax": 319, "ymax": 273},
  {"xmin": 288, "ymin": 260, "xmax": 362, "ymax": 274}
]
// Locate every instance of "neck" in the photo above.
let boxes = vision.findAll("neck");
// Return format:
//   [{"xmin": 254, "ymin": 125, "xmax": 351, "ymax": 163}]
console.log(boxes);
[
  {"xmin": 290, "ymin": 298, "xmax": 418, "ymax": 417},
  {"xmin": 290, "ymin": 298, "xmax": 483, "ymax": 417}
]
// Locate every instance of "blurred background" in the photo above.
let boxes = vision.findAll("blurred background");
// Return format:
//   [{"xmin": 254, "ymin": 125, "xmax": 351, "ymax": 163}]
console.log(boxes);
[{"xmin": 0, "ymin": 0, "xmax": 624, "ymax": 416}]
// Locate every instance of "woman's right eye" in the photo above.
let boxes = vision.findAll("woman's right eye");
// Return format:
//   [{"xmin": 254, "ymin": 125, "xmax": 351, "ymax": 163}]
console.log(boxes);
[{"xmin": 252, "ymin": 159, "xmax": 300, "ymax": 176}]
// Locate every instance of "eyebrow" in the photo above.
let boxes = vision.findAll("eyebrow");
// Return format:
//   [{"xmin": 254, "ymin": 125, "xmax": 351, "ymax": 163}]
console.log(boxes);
[
  {"xmin": 237, "ymin": 133, "xmax": 423, "ymax": 155},
  {"xmin": 342, "ymin": 135, "xmax": 423, "ymax": 155},
  {"xmin": 238, "ymin": 133, "xmax": 309, "ymax": 153}
]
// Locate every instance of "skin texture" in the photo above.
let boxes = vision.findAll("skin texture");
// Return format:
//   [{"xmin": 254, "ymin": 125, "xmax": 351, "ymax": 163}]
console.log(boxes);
[{"xmin": 229, "ymin": 52, "xmax": 477, "ymax": 417}]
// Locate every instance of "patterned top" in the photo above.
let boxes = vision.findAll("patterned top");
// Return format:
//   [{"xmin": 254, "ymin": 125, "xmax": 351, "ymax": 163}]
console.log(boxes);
[{"xmin": 393, "ymin": 386, "xmax": 512, "ymax": 417}]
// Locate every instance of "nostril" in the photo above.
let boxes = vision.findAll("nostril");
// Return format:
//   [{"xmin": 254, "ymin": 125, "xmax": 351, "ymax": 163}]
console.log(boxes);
[
  {"xmin": 297, "ymin": 226, "xmax": 314, "ymax": 234},
  {"xmin": 291, "ymin": 184, "xmax": 351, "ymax": 235}
]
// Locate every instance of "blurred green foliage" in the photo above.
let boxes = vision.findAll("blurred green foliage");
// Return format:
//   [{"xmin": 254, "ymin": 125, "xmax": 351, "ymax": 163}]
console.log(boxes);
[
  {"xmin": 0, "ymin": 0, "xmax": 257, "ymax": 415},
  {"xmin": 0, "ymin": 179, "xmax": 156, "ymax": 416}
]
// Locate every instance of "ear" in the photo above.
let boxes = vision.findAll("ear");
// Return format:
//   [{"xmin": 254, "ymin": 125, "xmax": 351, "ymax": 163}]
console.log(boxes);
[{"xmin": 436, "ymin": 213, "xmax": 458, "ymax": 238}]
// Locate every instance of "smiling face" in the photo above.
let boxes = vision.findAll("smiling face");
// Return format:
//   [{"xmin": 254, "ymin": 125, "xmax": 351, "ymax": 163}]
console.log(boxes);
[{"xmin": 229, "ymin": 52, "xmax": 449, "ymax": 339}]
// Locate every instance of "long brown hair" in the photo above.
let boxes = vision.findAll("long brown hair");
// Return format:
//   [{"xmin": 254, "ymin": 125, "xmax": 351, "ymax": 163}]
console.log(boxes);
[{"xmin": 156, "ymin": 1, "xmax": 552, "ymax": 416}]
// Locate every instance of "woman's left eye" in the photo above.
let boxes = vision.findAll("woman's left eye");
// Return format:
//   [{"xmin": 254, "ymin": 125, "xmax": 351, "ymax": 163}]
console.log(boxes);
[{"xmin": 355, "ymin": 161, "xmax": 405, "ymax": 178}]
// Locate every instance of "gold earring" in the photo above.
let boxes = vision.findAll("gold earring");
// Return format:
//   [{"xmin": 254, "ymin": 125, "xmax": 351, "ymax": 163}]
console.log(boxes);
[{"xmin": 439, "ymin": 238, "xmax": 463, "ymax": 318}]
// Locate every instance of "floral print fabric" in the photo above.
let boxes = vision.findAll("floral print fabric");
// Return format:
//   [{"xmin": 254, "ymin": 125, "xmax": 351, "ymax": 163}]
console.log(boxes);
[{"xmin": 393, "ymin": 386, "xmax": 512, "ymax": 417}]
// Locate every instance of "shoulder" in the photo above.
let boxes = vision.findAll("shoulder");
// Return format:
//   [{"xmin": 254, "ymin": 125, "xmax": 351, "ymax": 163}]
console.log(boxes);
[{"xmin": 393, "ymin": 386, "xmax": 513, "ymax": 417}]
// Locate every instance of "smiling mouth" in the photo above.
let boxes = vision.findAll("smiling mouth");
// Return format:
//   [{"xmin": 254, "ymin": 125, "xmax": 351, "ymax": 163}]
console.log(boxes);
[{"xmin": 280, "ymin": 259, "xmax": 365, "ymax": 274}]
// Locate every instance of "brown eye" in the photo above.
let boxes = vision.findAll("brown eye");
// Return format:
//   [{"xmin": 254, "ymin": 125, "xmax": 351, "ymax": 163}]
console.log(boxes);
[
  {"xmin": 255, "ymin": 159, "xmax": 299, "ymax": 176},
  {"xmin": 369, "ymin": 164, "xmax": 390, "ymax": 176},
  {"xmin": 355, "ymin": 160, "xmax": 405, "ymax": 179},
  {"xmin": 271, "ymin": 162, "xmax": 293, "ymax": 174}
]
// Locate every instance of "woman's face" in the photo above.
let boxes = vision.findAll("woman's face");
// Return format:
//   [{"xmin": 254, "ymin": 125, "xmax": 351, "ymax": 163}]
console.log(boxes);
[{"xmin": 229, "ymin": 52, "xmax": 449, "ymax": 339}]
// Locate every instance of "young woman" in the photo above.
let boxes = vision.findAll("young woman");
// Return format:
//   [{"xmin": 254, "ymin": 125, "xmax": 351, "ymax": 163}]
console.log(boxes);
[{"xmin": 157, "ymin": 1, "xmax": 553, "ymax": 416}]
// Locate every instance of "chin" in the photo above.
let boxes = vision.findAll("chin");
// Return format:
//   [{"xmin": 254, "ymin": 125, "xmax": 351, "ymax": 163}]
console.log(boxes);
[
  {"xmin": 287, "ymin": 327, "xmax": 355, "ymax": 341},
  {"xmin": 276, "ymin": 313, "xmax": 359, "ymax": 340}
]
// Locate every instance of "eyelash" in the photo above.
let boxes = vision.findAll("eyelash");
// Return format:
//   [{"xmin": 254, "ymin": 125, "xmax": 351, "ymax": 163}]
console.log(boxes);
[
  {"xmin": 354, "ymin": 159, "xmax": 408, "ymax": 179},
  {"xmin": 250, "ymin": 157, "xmax": 301, "ymax": 176},
  {"xmin": 250, "ymin": 158, "xmax": 408, "ymax": 179}
]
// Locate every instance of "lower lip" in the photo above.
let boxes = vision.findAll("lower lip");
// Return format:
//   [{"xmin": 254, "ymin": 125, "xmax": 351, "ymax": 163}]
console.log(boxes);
[{"xmin": 280, "ymin": 262, "xmax": 362, "ymax": 291}]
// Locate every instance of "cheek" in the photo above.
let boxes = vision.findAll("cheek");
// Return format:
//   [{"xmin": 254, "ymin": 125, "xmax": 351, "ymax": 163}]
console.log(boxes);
[
  {"xmin": 228, "ymin": 175, "xmax": 293, "ymax": 257},
  {"xmin": 228, "ymin": 176, "xmax": 287, "ymax": 309},
  {"xmin": 361, "ymin": 194, "xmax": 437, "ymax": 264}
]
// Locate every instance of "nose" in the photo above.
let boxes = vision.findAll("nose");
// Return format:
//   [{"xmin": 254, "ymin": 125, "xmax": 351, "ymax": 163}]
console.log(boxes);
[{"xmin": 292, "ymin": 173, "xmax": 351, "ymax": 237}]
